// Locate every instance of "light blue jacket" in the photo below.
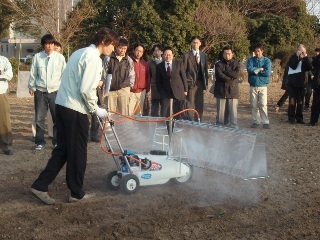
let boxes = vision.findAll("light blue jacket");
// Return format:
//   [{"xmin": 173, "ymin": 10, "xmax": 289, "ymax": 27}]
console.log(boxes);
[
  {"xmin": 28, "ymin": 51, "xmax": 66, "ymax": 93},
  {"xmin": 247, "ymin": 56, "xmax": 272, "ymax": 87},
  {"xmin": 0, "ymin": 56, "xmax": 13, "ymax": 94},
  {"xmin": 55, "ymin": 44, "xmax": 102, "ymax": 114}
]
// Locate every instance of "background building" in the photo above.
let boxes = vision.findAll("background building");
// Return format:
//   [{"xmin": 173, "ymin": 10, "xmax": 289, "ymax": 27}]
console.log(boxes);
[{"xmin": 0, "ymin": 23, "xmax": 40, "ymax": 60}]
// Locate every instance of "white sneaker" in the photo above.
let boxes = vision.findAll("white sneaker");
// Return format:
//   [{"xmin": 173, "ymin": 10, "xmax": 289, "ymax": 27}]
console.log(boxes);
[
  {"xmin": 68, "ymin": 192, "xmax": 96, "ymax": 203},
  {"xmin": 35, "ymin": 144, "xmax": 44, "ymax": 150},
  {"xmin": 275, "ymin": 105, "xmax": 279, "ymax": 113},
  {"xmin": 30, "ymin": 188, "xmax": 55, "ymax": 205}
]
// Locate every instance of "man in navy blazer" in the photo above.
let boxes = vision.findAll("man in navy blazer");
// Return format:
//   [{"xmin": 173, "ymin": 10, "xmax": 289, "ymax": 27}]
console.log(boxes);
[
  {"xmin": 156, "ymin": 46, "xmax": 188, "ymax": 117},
  {"xmin": 183, "ymin": 36, "xmax": 208, "ymax": 121}
]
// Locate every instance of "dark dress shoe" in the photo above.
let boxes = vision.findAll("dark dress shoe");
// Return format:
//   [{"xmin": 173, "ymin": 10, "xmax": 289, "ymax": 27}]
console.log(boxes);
[
  {"xmin": 263, "ymin": 124, "xmax": 270, "ymax": 129},
  {"xmin": 296, "ymin": 120, "xmax": 305, "ymax": 124},
  {"xmin": 251, "ymin": 123, "xmax": 259, "ymax": 128},
  {"xmin": 3, "ymin": 149, "xmax": 13, "ymax": 155}
]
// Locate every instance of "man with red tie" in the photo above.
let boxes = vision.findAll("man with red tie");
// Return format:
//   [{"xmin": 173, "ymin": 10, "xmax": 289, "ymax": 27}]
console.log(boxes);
[
  {"xmin": 182, "ymin": 36, "xmax": 209, "ymax": 121},
  {"xmin": 156, "ymin": 47, "xmax": 188, "ymax": 117}
]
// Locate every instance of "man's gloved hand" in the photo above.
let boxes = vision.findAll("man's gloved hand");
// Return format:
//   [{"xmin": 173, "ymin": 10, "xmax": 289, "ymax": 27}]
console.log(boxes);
[{"xmin": 95, "ymin": 107, "xmax": 108, "ymax": 118}]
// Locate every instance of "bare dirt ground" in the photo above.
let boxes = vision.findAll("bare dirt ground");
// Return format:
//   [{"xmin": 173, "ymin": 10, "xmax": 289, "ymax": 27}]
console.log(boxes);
[{"xmin": 1, "ymin": 81, "xmax": 320, "ymax": 240}]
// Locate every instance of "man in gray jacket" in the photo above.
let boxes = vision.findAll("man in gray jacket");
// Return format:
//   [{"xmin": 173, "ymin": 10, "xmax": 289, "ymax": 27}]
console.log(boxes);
[{"xmin": 28, "ymin": 34, "xmax": 66, "ymax": 150}]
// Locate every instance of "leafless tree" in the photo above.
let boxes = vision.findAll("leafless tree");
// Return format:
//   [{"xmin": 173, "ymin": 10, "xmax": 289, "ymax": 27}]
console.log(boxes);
[
  {"xmin": 305, "ymin": 0, "xmax": 320, "ymax": 17},
  {"xmin": 221, "ymin": 0, "xmax": 300, "ymax": 17},
  {"xmin": 2, "ymin": 0, "xmax": 94, "ymax": 51},
  {"xmin": 193, "ymin": 1, "xmax": 247, "ymax": 53}
]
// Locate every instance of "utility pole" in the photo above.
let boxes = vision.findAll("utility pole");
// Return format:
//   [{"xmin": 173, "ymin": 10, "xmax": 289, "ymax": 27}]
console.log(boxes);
[{"xmin": 57, "ymin": 0, "xmax": 60, "ymax": 34}]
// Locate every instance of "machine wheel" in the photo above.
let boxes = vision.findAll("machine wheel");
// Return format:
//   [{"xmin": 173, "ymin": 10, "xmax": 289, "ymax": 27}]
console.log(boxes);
[
  {"xmin": 171, "ymin": 163, "xmax": 193, "ymax": 184},
  {"xmin": 141, "ymin": 158, "xmax": 152, "ymax": 170},
  {"xmin": 120, "ymin": 174, "xmax": 140, "ymax": 194},
  {"xmin": 106, "ymin": 171, "xmax": 121, "ymax": 191}
]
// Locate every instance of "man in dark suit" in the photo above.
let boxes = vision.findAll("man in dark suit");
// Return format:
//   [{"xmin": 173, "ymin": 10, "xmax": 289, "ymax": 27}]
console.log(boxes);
[
  {"xmin": 156, "ymin": 47, "xmax": 188, "ymax": 117},
  {"xmin": 183, "ymin": 36, "xmax": 209, "ymax": 121}
]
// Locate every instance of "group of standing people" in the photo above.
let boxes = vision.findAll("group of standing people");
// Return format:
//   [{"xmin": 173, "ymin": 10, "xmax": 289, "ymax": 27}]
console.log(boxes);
[
  {"xmin": 3, "ymin": 26, "xmax": 319, "ymax": 205},
  {"xmin": 275, "ymin": 44, "xmax": 320, "ymax": 126},
  {"xmin": 27, "ymin": 33, "xmax": 209, "ymax": 205},
  {"xmin": 214, "ymin": 44, "xmax": 272, "ymax": 129},
  {"xmin": 100, "ymin": 35, "xmax": 209, "ymax": 123}
]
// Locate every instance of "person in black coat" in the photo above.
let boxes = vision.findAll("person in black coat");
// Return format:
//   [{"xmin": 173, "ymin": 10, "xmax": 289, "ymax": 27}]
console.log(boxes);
[
  {"xmin": 156, "ymin": 47, "xmax": 188, "ymax": 118},
  {"xmin": 213, "ymin": 46, "xmax": 240, "ymax": 128},
  {"xmin": 275, "ymin": 65, "xmax": 289, "ymax": 112},
  {"xmin": 286, "ymin": 44, "xmax": 312, "ymax": 124},
  {"xmin": 309, "ymin": 49, "xmax": 320, "ymax": 126}
]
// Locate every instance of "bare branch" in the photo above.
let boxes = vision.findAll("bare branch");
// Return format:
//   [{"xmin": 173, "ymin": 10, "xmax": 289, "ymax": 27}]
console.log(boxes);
[
  {"xmin": 222, "ymin": 0, "xmax": 299, "ymax": 17},
  {"xmin": 2, "ymin": 0, "xmax": 95, "ymax": 50},
  {"xmin": 194, "ymin": 2, "xmax": 247, "ymax": 53}
]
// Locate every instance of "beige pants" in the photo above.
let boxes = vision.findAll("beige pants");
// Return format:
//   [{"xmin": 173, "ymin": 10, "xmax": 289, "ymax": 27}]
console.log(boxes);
[
  {"xmin": 107, "ymin": 87, "xmax": 130, "ymax": 115},
  {"xmin": 139, "ymin": 89, "xmax": 147, "ymax": 115},
  {"xmin": 250, "ymin": 86, "xmax": 269, "ymax": 124},
  {"xmin": 0, "ymin": 93, "xmax": 13, "ymax": 150},
  {"xmin": 129, "ymin": 92, "xmax": 142, "ymax": 115}
]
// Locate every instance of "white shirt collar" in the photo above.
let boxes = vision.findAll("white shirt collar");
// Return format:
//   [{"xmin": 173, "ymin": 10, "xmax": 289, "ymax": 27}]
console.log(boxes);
[{"xmin": 192, "ymin": 49, "xmax": 199, "ymax": 56}]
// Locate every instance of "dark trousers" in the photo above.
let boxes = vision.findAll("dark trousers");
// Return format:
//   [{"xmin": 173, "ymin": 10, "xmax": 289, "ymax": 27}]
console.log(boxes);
[
  {"xmin": 151, "ymin": 99, "xmax": 163, "ymax": 117},
  {"xmin": 187, "ymin": 81, "xmax": 204, "ymax": 121},
  {"xmin": 305, "ymin": 84, "xmax": 312, "ymax": 107},
  {"xmin": 277, "ymin": 90, "xmax": 289, "ymax": 108},
  {"xmin": 287, "ymin": 86, "xmax": 305, "ymax": 122},
  {"xmin": 31, "ymin": 105, "xmax": 89, "ymax": 199},
  {"xmin": 34, "ymin": 90, "xmax": 57, "ymax": 145},
  {"xmin": 90, "ymin": 114, "xmax": 100, "ymax": 140},
  {"xmin": 310, "ymin": 89, "xmax": 320, "ymax": 124},
  {"xmin": 90, "ymin": 88, "xmax": 103, "ymax": 140},
  {"xmin": 161, "ymin": 97, "xmax": 180, "ymax": 118}
]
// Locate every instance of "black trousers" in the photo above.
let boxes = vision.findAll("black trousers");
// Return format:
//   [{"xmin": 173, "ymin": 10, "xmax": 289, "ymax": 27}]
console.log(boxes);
[
  {"xmin": 287, "ymin": 86, "xmax": 305, "ymax": 122},
  {"xmin": 90, "ymin": 114, "xmax": 100, "ymax": 140},
  {"xmin": 277, "ymin": 90, "xmax": 288, "ymax": 108},
  {"xmin": 161, "ymin": 97, "xmax": 181, "ymax": 118},
  {"xmin": 187, "ymin": 80, "xmax": 204, "ymax": 121},
  {"xmin": 305, "ymin": 84, "xmax": 312, "ymax": 107},
  {"xmin": 151, "ymin": 99, "xmax": 163, "ymax": 117},
  {"xmin": 90, "ymin": 88, "xmax": 102, "ymax": 140},
  {"xmin": 31, "ymin": 105, "xmax": 89, "ymax": 199},
  {"xmin": 310, "ymin": 89, "xmax": 320, "ymax": 124}
]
